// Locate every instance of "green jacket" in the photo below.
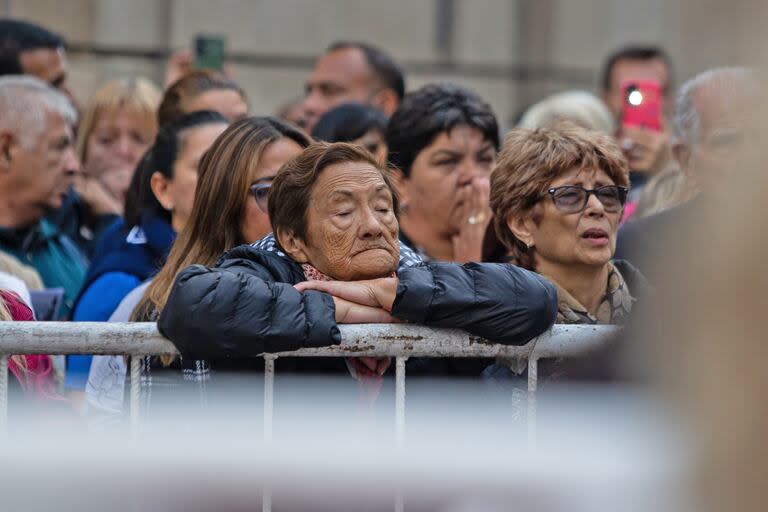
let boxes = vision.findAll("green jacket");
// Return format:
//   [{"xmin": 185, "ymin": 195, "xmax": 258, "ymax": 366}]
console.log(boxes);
[{"xmin": 0, "ymin": 219, "xmax": 87, "ymax": 318}]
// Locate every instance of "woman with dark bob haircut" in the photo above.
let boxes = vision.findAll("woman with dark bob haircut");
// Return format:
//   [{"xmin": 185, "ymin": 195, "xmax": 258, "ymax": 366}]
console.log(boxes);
[
  {"xmin": 158, "ymin": 142, "xmax": 557, "ymax": 376},
  {"xmin": 490, "ymin": 123, "xmax": 648, "ymax": 326},
  {"xmin": 386, "ymin": 83, "xmax": 499, "ymax": 263}
]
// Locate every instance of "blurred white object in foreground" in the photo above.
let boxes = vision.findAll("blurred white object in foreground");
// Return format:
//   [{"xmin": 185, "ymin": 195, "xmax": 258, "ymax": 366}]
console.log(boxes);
[{"xmin": 0, "ymin": 381, "xmax": 688, "ymax": 512}]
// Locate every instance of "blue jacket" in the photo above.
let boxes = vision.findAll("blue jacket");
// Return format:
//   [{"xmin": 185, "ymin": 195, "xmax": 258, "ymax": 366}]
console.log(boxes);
[
  {"xmin": 69, "ymin": 215, "xmax": 175, "ymax": 389},
  {"xmin": 73, "ymin": 214, "xmax": 175, "ymax": 321}
]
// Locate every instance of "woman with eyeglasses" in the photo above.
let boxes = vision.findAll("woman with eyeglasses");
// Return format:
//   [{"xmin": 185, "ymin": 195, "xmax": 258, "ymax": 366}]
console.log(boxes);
[
  {"xmin": 489, "ymin": 123, "xmax": 648, "ymax": 326},
  {"xmin": 85, "ymin": 116, "xmax": 310, "ymax": 414},
  {"xmin": 130, "ymin": 116, "xmax": 310, "ymax": 322}
]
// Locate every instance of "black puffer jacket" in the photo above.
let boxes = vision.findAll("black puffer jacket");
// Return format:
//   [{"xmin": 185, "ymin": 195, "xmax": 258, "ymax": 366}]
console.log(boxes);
[{"xmin": 158, "ymin": 244, "xmax": 558, "ymax": 359}]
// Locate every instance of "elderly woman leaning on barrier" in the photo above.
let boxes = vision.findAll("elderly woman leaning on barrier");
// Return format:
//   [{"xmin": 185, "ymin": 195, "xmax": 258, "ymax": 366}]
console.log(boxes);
[
  {"xmin": 489, "ymin": 123, "xmax": 649, "ymax": 325},
  {"xmin": 158, "ymin": 142, "xmax": 558, "ymax": 370}
]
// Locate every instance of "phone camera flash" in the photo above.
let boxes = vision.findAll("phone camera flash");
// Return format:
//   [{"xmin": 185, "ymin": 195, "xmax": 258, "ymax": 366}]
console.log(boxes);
[{"xmin": 628, "ymin": 90, "xmax": 644, "ymax": 106}]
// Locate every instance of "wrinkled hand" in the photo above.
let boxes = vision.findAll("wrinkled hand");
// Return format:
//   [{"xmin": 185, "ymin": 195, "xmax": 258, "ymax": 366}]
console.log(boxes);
[
  {"xmin": 74, "ymin": 173, "xmax": 123, "ymax": 216},
  {"xmin": 450, "ymin": 177, "xmax": 492, "ymax": 263},
  {"xmin": 294, "ymin": 277, "xmax": 399, "ymax": 314},
  {"xmin": 620, "ymin": 125, "xmax": 671, "ymax": 175},
  {"xmin": 295, "ymin": 279, "xmax": 398, "ymax": 381},
  {"xmin": 330, "ymin": 296, "xmax": 402, "ymax": 324}
]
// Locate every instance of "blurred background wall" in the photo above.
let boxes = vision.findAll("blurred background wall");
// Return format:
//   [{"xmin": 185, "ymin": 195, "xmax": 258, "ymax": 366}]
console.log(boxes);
[{"xmin": 2, "ymin": 0, "xmax": 766, "ymax": 126}]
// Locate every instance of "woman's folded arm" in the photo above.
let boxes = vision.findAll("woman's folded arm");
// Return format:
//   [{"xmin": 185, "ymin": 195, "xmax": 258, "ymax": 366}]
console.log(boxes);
[
  {"xmin": 157, "ymin": 263, "xmax": 340, "ymax": 359},
  {"xmin": 392, "ymin": 262, "xmax": 557, "ymax": 345}
]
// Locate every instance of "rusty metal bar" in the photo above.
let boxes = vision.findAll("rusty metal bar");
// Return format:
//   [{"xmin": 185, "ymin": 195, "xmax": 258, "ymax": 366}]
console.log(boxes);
[{"xmin": 0, "ymin": 323, "xmax": 617, "ymax": 359}]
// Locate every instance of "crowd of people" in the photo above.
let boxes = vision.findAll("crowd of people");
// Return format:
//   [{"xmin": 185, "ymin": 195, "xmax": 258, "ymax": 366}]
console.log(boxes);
[{"xmin": 0, "ymin": 17, "xmax": 758, "ymax": 412}]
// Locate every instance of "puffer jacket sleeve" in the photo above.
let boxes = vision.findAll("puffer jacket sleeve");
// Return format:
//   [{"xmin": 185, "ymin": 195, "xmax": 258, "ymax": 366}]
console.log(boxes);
[
  {"xmin": 157, "ymin": 261, "xmax": 340, "ymax": 359},
  {"xmin": 392, "ymin": 262, "xmax": 557, "ymax": 345}
]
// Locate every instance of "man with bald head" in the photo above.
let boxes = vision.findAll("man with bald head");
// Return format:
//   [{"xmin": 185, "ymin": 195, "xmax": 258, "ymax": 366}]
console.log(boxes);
[
  {"xmin": 302, "ymin": 41, "xmax": 405, "ymax": 131},
  {"xmin": 615, "ymin": 67, "xmax": 760, "ymax": 283}
]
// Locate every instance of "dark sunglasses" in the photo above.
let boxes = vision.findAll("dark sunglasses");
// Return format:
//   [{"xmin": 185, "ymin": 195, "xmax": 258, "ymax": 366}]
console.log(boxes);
[
  {"xmin": 249, "ymin": 182, "xmax": 271, "ymax": 211},
  {"xmin": 547, "ymin": 185, "xmax": 628, "ymax": 214}
]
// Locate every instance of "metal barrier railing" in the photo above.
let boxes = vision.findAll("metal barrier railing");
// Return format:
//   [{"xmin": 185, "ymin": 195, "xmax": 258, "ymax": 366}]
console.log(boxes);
[{"xmin": 0, "ymin": 321, "xmax": 618, "ymax": 512}]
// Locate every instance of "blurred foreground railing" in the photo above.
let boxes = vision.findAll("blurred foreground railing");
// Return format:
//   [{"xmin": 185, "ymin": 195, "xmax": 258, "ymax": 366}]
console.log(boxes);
[{"xmin": 0, "ymin": 322, "xmax": 618, "ymax": 512}]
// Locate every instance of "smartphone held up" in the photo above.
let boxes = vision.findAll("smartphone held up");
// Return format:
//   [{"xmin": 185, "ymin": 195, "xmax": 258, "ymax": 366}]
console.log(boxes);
[
  {"xmin": 194, "ymin": 35, "xmax": 226, "ymax": 72},
  {"xmin": 621, "ymin": 80, "xmax": 662, "ymax": 132}
]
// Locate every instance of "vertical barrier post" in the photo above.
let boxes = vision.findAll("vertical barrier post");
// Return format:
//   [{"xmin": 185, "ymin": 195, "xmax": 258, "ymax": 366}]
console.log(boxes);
[
  {"xmin": 394, "ymin": 356, "xmax": 408, "ymax": 512},
  {"xmin": 130, "ymin": 356, "xmax": 141, "ymax": 439},
  {"xmin": 395, "ymin": 356, "xmax": 407, "ymax": 445},
  {"xmin": 527, "ymin": 356, "xmax": 538, "ymax": 450},
  {"xmin": 263, "ymin": 355, "xmax": 277, "ymax": 512},
  {"xmin": 0, "ymin": 355, "xmax": 7, "ymax": 434}
]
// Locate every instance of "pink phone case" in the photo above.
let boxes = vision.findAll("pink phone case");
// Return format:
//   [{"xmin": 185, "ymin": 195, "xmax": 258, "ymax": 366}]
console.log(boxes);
[{"xmin": 621, "ymin": 80, "xmax": 662, "ymax": 132}]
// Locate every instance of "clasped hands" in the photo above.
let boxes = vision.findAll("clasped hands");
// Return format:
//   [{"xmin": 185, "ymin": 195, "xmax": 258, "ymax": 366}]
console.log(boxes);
[{"xmin": 294, "ymin": 276, "xmax": 400, "ymax": 378}]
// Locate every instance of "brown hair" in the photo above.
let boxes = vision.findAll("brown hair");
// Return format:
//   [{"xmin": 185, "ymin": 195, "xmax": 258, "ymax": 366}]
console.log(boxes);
[
  {"xmin": 77, "ymin": 77, "xmax": 161, "ymax": 164},
  {"xmin": 131, "ymin": 117, "xmax": 310, "ymax": 322},
  {"xmin": 157, "ymin": 70, "xmax": 247, "ymax": 126},
  {"xmin": 269, "ymin": 141, "xmax": 399, "ymax": 249},
  {"xmin": 489, "ymin": 123, "xmax": 629, "ymax": 269}
]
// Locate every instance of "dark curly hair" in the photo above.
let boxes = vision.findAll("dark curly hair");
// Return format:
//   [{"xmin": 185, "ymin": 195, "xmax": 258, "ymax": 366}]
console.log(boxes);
[{"xmin": 385, "ymin": 83, "xmax": 499, "ymax": 178}]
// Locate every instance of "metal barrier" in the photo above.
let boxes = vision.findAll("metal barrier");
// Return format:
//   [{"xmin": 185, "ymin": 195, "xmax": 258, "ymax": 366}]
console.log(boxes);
[{"xmin": 0, "ymin": 321, "xmax": 618, "ymax": 512}]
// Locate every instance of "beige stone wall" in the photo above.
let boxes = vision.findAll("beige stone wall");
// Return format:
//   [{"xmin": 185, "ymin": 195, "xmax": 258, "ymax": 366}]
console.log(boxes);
[{"xmin": 3, "ymin": 0, "xmax": 766, "ymax": 128}]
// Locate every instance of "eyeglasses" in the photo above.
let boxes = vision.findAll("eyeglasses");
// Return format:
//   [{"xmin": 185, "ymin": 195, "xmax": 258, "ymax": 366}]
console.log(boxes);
[
  {"xmin": 249, "ymin": 182, "xmax": 271, "ymax": 212},
  {"xmin": 547, "ymin": 185, "xmax": 628, "ymax": 214}
]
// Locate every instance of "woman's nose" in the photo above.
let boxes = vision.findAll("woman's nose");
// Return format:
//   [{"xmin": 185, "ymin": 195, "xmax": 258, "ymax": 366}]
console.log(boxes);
[
  {"xmin": 456, "ymin": 161, "xmax": 486, "ymax": 186},
  {"xmin": 118, "ymin": 138, "xmax": 137, "ymax": 158},
  {"xmin": 584, "ymin": 192, "xmax": 606, "ymax": 215},
  {"xmin": 359, "ymin": 207, "xmax": 384, "ymax": 238}
]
